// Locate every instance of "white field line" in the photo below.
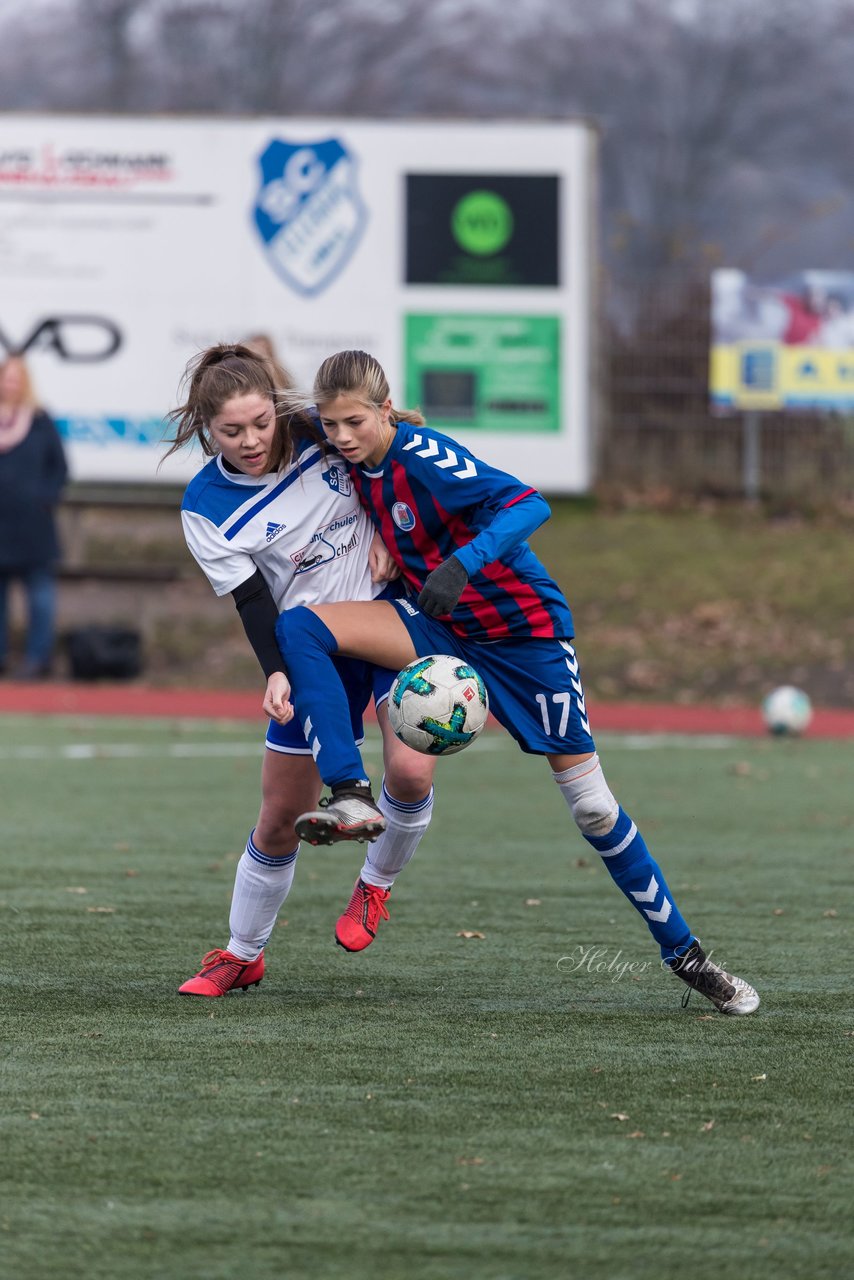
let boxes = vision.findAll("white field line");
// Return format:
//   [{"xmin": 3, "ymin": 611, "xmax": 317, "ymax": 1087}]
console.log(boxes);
[{"xmin": 0, "ymin": 733, "xmax": 742, "ymax": 761}]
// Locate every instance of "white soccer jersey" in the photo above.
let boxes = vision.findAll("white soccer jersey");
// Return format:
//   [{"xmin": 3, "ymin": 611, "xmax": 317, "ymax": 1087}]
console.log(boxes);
[{"xmin": 180, "ymin": 438, "xmax": 382, "ymax": 609}]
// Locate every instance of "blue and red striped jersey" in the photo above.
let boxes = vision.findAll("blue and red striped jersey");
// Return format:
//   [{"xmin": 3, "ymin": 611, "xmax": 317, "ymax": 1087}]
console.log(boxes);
[{"xmin": 348, "ymin": 420, "xmax": 575, "ymax": 642}]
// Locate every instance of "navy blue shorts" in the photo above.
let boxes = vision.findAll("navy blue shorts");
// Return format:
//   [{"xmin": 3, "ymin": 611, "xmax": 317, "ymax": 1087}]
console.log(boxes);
[
  {"xmin": 390, "ymin": 598, "xmax": 596, "ymax": 756},
  {"xmin": 266, "ymin": 655, "xmax": 396, "ymax": 755}
]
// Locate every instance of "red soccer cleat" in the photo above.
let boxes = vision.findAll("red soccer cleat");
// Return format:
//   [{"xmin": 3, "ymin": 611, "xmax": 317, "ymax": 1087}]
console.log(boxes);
[
  {"xmin": 178, "ymin": 948, "xmax": 265, "ymax": 997},
  {"xmin": 335, "ymin": 878, "xmax": 391, "ymax": 952}
]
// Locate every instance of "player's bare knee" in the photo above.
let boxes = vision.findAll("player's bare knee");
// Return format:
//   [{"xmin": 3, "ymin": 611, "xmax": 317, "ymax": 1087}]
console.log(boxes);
[
  {"xmin": 255, "ymin": 822, "xmax": 300, "ymax": 854},
  {"xmin": 380, "ymin": 707, "xmax": 435, "ymax": 801},
  {"xmin": 552, "ymin": 753, "xmax": 619, "ymax": 837},
  {"xmin": 256, "ymin": 797, "xmax": 303, "ymax": 850},
  {"xmin": 383, "ymin": 757, "xmax": 434, "ymax": 804}
]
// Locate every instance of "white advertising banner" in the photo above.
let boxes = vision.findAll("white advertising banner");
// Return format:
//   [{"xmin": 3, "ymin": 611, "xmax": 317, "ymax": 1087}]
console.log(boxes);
[{"xmin": 0, "ymin": 115, "xmax": 595, "ymax": 490}]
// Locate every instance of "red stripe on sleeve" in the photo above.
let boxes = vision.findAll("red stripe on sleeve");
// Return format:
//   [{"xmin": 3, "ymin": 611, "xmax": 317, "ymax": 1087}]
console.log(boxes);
[{"xmin": 503, "ymin": 487, "xmax": 537, "ymax": 509}]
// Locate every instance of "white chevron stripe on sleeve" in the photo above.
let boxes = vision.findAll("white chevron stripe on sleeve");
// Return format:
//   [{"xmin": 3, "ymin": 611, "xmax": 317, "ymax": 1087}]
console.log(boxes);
[
  {"xmin": 402, "ymin": 432, "xmax": 477, "ymax": 477},
  {"xmin": 453, "ymin": 457, "xmax": 478, "ymax": 479}
]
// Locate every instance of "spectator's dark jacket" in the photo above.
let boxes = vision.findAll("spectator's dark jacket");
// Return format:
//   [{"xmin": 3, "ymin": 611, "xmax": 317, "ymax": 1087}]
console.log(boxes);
[{"xmin": 0, "ymin": 411, "xmax": 69, "ymax": 572}]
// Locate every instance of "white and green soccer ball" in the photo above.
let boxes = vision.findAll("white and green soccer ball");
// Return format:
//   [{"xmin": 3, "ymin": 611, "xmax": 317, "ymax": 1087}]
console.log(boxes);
[
  {"xmin": 388, "ymin": 654, "xmax": 489, "ymax": 755},
  {"xmin": 761, "ymin": 685, "xmax": 813, "ymax": 736}
]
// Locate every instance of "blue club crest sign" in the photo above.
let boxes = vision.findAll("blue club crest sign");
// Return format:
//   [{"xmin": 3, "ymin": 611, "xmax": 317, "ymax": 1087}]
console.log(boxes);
[{"xmin": 253, "ymin": 138, "xmax": 367, "ymax": 296}]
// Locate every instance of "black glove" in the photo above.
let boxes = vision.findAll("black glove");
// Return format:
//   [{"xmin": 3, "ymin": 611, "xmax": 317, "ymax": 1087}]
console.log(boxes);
[{"xmin": 417, "ymin": 556, "xmax": 469, "ymax": 617}]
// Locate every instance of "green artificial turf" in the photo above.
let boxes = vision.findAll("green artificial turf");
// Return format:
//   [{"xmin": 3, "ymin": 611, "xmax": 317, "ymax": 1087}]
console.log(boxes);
[{"xmin": 0, "ymin": 716, "xmax": 851, "ymax": 1279}]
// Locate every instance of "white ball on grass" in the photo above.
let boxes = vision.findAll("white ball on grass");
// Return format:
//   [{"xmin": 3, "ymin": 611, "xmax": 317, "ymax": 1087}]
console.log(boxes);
[{"xmin": 761, "ymin": 685, "xmax": 813, "ymax": 736}]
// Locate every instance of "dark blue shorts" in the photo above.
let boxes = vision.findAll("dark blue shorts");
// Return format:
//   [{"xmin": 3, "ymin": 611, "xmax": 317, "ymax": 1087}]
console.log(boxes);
[
  {"xmin": 266, "ymin": 655, "xmax": 396, "ymax": 755},
  {"xmin": 390, "ymin": 598, "xmax": 596, "ymax": 756}
]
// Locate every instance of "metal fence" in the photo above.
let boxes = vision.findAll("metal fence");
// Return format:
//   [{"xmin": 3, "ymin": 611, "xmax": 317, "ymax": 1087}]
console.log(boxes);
[{"xmin": 598, "ymin": 277, "xmax": 854, "ymax": 506}]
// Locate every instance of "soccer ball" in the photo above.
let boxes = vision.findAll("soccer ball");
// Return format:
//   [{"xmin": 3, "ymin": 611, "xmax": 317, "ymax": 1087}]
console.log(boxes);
[
  {"xmin": 387, "ymin": 654, "xmax": 489, "ymax": 755},
  {"xmin": 761, "ymin": 685, "xmax": 813, "ymax": 735}
]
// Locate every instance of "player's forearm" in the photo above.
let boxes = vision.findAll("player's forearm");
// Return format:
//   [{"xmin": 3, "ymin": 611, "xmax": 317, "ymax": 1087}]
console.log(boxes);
[
  {"xmin": 232, "ymin": 570, "xmax": 287, "ymax": 679},
  {"xmin": 454, "ymin": 490, "xmax": 551, "ymax": 575}
]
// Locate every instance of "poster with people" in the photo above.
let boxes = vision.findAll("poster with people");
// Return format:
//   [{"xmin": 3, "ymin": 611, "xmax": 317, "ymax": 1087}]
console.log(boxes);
[{"xmin": 710, "ymin": 269, "xmax": 854, "ymax": 411}]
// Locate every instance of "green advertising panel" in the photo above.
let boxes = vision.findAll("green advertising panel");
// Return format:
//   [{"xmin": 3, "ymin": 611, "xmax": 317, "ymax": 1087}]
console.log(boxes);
[{"xmin": 405, "ymin": 313, "xmax": 561, "ymax": 433}]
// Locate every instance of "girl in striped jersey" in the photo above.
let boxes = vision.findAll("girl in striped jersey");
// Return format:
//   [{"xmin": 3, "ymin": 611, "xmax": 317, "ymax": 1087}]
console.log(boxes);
[
  {"xmin": 164, "ymin": 344, "xmax": 436, "ymax": 996},
  {"xmin": 273, "ymin": 350, "xmax": 759, "ymax": 1016}
]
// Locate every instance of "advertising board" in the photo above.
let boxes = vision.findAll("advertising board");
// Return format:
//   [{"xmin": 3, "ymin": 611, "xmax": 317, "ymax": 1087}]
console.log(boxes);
[
  {"xmin": 711, "ymin": 268, "xmax": 854, "ymax": 411},
  {"xmin": 0, "ymin": 116, "xmax": 596, "ymax": 490}
]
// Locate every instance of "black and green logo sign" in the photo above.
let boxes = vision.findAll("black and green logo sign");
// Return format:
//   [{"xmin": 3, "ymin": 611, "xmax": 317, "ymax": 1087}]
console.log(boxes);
[
  {"xmin": 451, "ymin": 191, "xmax": 514, "ymax": 256},
  {"xmin": 406, "ymin": 173, "xmax": 559, "ymax": 287}
]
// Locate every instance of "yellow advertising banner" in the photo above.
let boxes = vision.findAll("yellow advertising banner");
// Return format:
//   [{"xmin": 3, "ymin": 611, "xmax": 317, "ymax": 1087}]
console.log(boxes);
[{"xmin": 710, "ymin": 270, "xmax": 854, "ymax": 411}]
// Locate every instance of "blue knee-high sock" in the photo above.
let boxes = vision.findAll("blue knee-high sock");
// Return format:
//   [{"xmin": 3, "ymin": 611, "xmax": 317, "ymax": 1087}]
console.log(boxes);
[
  {"xmin": 583, "ymin": 807, "xmax": 693, "ymax": 963},
  {"xmin": 274, "ymin": 606, "xmax": 368, "ymax": 788}
]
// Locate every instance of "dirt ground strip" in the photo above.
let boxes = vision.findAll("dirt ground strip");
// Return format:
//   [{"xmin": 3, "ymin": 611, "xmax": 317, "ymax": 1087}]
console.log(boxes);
[{"xmin": 1, "ymin": 682, "xmax": 853, "ymax": 738}]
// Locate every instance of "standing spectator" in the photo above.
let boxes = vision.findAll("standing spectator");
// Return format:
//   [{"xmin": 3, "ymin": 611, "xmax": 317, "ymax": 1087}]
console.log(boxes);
[{"xmin": 0, "ymin": 355, "xmax": 69, "ymax": 679}]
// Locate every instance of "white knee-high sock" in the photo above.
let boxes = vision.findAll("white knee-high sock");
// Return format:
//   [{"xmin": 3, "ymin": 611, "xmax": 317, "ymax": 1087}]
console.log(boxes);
[
  {"xmin": 227, "ymin": 831, "xmax": 299, "ymax": 960},
  {"xmin": 360, "ymin": 780, "xmax": 434, "ymax": 889}
]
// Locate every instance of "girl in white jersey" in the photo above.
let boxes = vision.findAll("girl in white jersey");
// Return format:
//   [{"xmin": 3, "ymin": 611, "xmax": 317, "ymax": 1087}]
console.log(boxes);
[{"xmin": 164, "ymin": 344, "xmax": 436, "ymax": 996}]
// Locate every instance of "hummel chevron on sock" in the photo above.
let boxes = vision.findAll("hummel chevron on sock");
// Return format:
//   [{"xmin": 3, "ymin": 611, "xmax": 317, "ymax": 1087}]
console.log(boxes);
[{"xmin": 582, "ymin": 807, "xmax": 693, "ymax": 962}]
